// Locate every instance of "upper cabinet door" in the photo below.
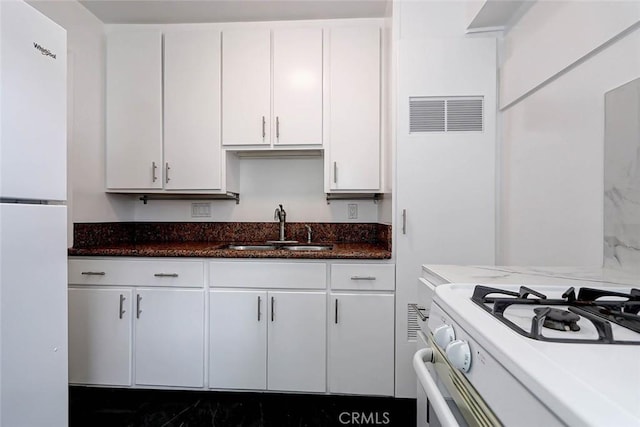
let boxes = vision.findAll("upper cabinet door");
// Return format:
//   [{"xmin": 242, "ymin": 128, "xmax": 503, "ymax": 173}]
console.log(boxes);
[
  {"xmin": 164, "ymin": 30, "xmax": 222, "ymax": 190},
  {"xmin": 222, "ymin": 29, "xmax": 271, "ymax": 146},
  {"xmin": 272, "ymin": 28, "xmax": 323, "ymax": 146},
  {"xmin": 106, "ymin": 31, "xmax": 163, "ymax": 190},
  {"xmin": 328, "ymin": 27, "xmax": 381, "ymax": 191}
]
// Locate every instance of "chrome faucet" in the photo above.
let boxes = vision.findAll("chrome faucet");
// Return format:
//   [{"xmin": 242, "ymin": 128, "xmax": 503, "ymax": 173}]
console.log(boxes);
[
  {"xmin": 305, "ymin": 225, "xmax": 312, "ymax": 243},
  {"xmin": 274, "ymin": 204, "xmax": 287, "ymax": 241}
]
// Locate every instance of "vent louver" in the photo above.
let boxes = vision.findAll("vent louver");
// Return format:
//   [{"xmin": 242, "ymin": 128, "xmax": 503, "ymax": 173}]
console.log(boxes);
[
  {"xmin": 407, "ymin": 304, "xmax": 419, "ymax": 341},
  {"xmin": 409, "ymin": 98, "xmax": 445, "ymax": 132},
  {"xmin": 409, "ymin": 96, "xmax": 484, "ymax": 133}
]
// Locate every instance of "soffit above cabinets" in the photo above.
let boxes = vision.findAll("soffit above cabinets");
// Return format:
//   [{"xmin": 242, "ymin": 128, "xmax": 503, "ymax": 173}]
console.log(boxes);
[
  {"xmin": 466, "ymin": 0, "xmax": 532, "ymax": 33},
  {"xmin": 78, "ymin": 0, "xmax": 390, "ymax": 24}
]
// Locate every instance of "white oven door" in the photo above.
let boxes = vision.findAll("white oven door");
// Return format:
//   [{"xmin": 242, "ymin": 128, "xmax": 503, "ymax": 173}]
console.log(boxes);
[
  {"xmin": 415, "ymin": 331, "xmax": 465, "ymax": 427},
  {"xmin": 414, "ymin": 331, "xmax": 501, "ymax": 427}
]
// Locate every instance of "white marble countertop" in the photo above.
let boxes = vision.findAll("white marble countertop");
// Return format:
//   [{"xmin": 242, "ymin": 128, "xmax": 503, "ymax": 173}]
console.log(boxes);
[{"xmin": 422, "ymin": 265, "xmax": 639, "ymax": 287}]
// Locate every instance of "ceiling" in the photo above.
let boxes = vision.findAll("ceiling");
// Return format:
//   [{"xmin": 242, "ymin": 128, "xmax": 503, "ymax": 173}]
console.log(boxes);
[{"xmin": 79, "ymin": 0, "xmax": 390, "ymax": 24}]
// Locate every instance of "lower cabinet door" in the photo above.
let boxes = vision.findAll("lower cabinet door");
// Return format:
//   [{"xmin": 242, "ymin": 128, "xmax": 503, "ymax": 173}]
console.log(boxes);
[
  {"xmin": 134, "ymin": 288, "xmax": 205, "ymax": 387},
  {"xmin": 209, "ymin": 290, "xmax": 267, "ymax": 389},
  {"xmin": 68, "ymin": 287, "xmax": 133, "ymax": 386},
  {"xmin": 267, "ymin": 291, "xmax": 326, "ymax": 392},
  {"xmin": 328, "ymin": 293, "xmax": 395, "ymax": 396}
]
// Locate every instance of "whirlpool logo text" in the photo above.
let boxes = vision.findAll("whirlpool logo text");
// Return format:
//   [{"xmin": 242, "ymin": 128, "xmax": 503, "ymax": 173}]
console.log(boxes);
[
  {"xmin": 338, "ymin": 411, "xmax": 391, "ymax": 425},
  {"xmin": 33, "ymin": 42, "xmax": 56, "ymax": 59}
]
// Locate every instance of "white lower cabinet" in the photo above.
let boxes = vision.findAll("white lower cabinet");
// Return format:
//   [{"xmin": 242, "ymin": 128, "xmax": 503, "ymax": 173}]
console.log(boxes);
[
  {"xmin": 328, "ymin": 293, "xmax": 395, "ymax": 396},
  {"xmin": 69, "ymin": 258, "xmax": 395, "ymax": 396},
  {"xmin": 68, "ymin": 288, "xmax": 133, "ymax": 386},
  {"xmin": 209, "ymin": 289, "xmax": 326, "ymax": 393},
  {"xmin": 135, "ymin": 288, "xmax": 205, "ymax": 388},
  {"xmin": 267, "ymin": 291, "xmax": 326, "ymax": 392},
  {"xmin": 209, "ymin": 290, "xmax": 267, "ymax": 390}
]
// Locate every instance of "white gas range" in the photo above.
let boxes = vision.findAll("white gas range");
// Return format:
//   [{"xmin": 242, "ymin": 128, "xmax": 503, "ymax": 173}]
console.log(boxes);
[{"xmin": 413, "ymin": 266, "xmax": 640, "ymax": 427}]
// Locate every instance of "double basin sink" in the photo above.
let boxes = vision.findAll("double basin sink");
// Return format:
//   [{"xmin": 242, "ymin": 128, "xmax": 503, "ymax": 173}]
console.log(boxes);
[{"xmin": 225, "ymin": 243, "xmax": 333, "ymax": 252}]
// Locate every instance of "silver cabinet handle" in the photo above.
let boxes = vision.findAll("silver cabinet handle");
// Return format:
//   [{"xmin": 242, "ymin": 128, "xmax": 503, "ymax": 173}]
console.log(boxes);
[
  {"xmin": 262, "ymin": 116, "xmax": 266, "ymax": 141},
  {"xmin": 165, "ymin": 162, "xmax": 170, "ymax": 183},
  {"xmin": 119, "ymin": 294, "xmax": 126, "ymax": 319},
  {"xmin": 335, "ymin": 298, "xmax": 339, "ymax": 324},
  {"xmin": 271, "ymin": 296, "xmax": 275, "ymax": 322},
  {"xmin": 136, "ymin": 294, "xmax": 142, "ymax": 319},
  {"xmin": 81, "ymin": 271, "xmax": 105, "ymax": 276},
  {"xmin": 409, "ymin": 303, "xmax": 428, "ymax": 322},
  {"xmin": 154, "ymin": 273, "xmax": 178, "ymax": 277},
  {"xmin": 351, "ymin": 276, "xmax": 376, "ymax": 281},
  {"xmin": 333, "ymin": 162, "xmax": 337, "ymax": 184},
  {"xmin": 258, "ymin": 296, "xmax": 262, "ymax": 321},
  {"xmin": 402, "ymin": 209, "xmax": 407, "ymax": 235},
  {"xmin": 152, "ymin": 161, "xmax": 158, "ymax": 182},
  {"xmin": 276, "ymin": 116, "xmax": 280, "ymax": 141}
]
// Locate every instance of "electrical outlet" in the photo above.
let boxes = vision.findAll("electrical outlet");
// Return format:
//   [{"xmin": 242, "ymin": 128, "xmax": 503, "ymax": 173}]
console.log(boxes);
[
  {"xmin": 348, "ymin": 203, "xmax": 358, "ymax": 219},
  {"xmin": 191, "ymin": 202, "xmax": 212, "ymax": 218}
]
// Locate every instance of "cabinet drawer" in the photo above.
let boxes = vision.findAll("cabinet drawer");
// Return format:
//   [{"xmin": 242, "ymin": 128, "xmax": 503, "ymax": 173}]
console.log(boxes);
[
  {"xmin": 210, "ymin": 261, "xmax": 326, "ymax": 289},
  {"xmin": 331, "ymin": 264, "xmax": 395, "ymax": 291},
  {"xmin": 69, "ymin": 259, "xmax": 204, "ymax": 288}
]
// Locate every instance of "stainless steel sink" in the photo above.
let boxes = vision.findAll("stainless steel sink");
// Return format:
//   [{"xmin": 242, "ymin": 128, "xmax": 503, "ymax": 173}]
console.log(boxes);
[
  {"xmin": 224, "ymin": 244, "xmax": 333, "ymax": 251},
  {"xmin": 225, "ymin": 244, "xmax": 278, "ymax": 251},
  {"xmin": 283, "ymin": 245, "xmax": 333, "ymax": 251}
]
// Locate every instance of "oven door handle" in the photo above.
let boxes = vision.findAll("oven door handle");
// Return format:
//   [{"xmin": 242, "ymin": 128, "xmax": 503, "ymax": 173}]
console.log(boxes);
[{"xmin": 413, "ymin": 348, "xmax": 460, "ymax": 427}]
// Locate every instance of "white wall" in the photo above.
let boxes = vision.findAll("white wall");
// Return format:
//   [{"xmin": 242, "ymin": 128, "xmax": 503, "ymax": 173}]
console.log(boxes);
[
  {"xmin": 133, "ymin": 157, "xmax": 380, "ymax": 222},
  {"xmin": 499, "ymin": 2, "xmax": 640, "ymax": 266},
  {"xmin": 29, "ymin": 0, "xmax": 133, "ymax": 246}
]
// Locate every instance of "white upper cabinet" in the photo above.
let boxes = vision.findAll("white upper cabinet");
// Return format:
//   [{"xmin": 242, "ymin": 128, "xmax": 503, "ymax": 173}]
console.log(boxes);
[
  {"xmin": 106, "ymin": 31, "xmax": 163, "ymax": 190},
  {"xmin": 164, "ymin": 30, "xmax": 222, "ymax": 190},
  {"xmin": 326, "ymin": 26, "xmax": 381, "ymax": 192},
  {"xmin": 221, "ymin": 29, "xmax": 271, "ymax": 146},
  {"xmin": 222, "ymin": 28, "xmax": 323, "ymax": 147},
  {"xmin": 272, "ymin": 28, "xmax": 323, "ymax": 146}
]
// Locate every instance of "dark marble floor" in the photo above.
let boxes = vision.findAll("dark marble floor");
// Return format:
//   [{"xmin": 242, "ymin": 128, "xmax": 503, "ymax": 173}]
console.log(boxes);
[{"xmin": 70, "ymin": 387, "xmax": 416, "ymax": 427}]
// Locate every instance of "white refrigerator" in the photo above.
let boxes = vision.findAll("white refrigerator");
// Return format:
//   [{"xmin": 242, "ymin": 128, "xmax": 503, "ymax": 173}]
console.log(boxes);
[{"xmin": 0, "ymin": 1, "xmax": 68, "ymax": 426}]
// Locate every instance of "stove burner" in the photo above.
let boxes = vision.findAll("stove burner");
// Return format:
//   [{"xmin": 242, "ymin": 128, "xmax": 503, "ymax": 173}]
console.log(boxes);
[
  {"xmin": 533, "ymin": 307, "xmax": 580, "ymax": 332},
  {"xmin": 471, "ymin": 285, "xmax": 640, "ymax": 345}
]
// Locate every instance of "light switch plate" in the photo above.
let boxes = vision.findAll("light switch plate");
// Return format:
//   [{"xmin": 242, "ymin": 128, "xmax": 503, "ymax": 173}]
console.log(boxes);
[{"xmin": 348, "ymin": 203, "xmax": 358, "ymax": 219}]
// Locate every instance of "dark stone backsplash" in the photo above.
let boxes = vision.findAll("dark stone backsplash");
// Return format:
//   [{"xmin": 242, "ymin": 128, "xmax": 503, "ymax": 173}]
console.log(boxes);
[{"xmin": 73, "ymin": 222, "xmax": 391, "ymax": 250}]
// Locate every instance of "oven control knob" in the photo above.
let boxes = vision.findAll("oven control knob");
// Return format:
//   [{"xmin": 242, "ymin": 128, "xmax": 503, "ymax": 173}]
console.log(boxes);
[
  {"xmin": 433, "ymin": 325, "xmax": 455, "ymax": 349},
  {"xmin": 445, "ymin": 340, "xmax": 471, "ymax": 372}
]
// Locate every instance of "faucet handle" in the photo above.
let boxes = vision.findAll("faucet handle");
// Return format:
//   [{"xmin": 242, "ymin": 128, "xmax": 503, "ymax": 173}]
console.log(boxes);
[{"xmin": 305, "ymin": 225, "xmax": 312, "ymax": 243}]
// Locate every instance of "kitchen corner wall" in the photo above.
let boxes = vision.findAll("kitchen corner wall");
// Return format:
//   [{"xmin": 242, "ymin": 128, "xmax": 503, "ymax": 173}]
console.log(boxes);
[
  {"xmin": 499, "ymin": 2, "xmax": 640, "ymax": 266},
  {"xmin": 29, "ymin": 0, "xmax": 134, "ymax": 247},
  {"xmin": 604, "ymin": 78, "xmax": 640, "ymax": 273}
]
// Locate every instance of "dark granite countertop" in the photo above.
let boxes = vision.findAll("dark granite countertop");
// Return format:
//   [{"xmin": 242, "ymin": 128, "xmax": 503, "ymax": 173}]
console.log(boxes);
[
  {"xmin": 68, "ymin": 242, "xmax": 391, "ymax": 259},
  {"xmin": 68, "ymin": 222, "xmax": 392, "ymax": 260}
]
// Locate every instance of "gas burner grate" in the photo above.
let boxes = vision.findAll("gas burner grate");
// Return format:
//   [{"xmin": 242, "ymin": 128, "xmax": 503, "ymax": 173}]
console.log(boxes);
[{"xmin": 471, "ymin": 285, "xmax": 640, "ymax": 345}]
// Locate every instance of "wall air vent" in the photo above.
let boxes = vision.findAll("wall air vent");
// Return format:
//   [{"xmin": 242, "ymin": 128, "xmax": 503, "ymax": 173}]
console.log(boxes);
[
  {"xmin": 409, "ymin": 98, "xmax": 445, "ymax": 132},
  {"xmin": 409, "ymin": 96, "xmax": 484, "ymax": 133},
  {"xmin": 407, "ymin": 304, "xmax": 419, "ymax": 341}
]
